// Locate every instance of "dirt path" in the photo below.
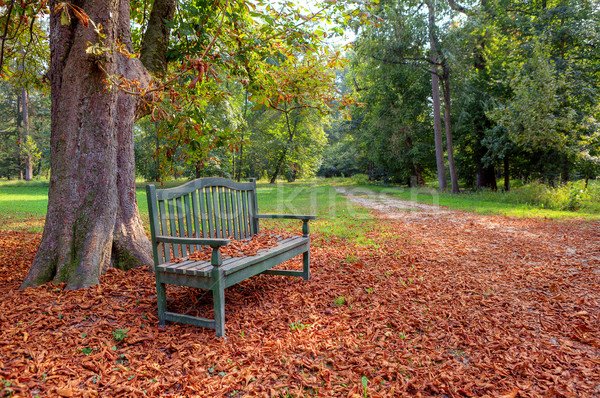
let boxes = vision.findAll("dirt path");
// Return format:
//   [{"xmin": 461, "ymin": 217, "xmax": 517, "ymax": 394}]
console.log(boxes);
[
  {"xmin": 335, "ymin": 186, "xmax": 590, "ymax": 255},
  {"xmin": 335, "ymin": 186, "xmax": 451, "ymax": 217}
]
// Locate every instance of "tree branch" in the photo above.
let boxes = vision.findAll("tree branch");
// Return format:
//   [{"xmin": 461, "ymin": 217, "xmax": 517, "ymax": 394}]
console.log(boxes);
[
  {"xmin": 370, "ymin": 54, "xmax": 441, "ymax": 76},
  {"xmin": 139, "ymin": 0, "xmax": 176, "ymax": 75},
  {"xmin": 0, "ymin": 0, "xmax": 15, "ymax": 73},
  {"xmin": 447, "ymin": 0, "xmax": 474, "ymax": 16}
]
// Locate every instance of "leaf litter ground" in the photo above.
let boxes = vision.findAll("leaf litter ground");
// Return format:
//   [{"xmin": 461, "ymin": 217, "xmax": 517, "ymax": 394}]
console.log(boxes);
[{"xmin": 0, "ymin": 202, "xmax": 599, "ymax": 397}]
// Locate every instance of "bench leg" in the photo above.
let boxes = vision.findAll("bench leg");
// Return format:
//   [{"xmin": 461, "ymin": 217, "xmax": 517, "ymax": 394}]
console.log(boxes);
[
  {"xmin": 211, "ymin": 267, "xmax": 226, "ymax": 338},
  {"xmin": 303, "ymin": 250, "xmax": 310, "ymax": 281},
  {"xmin": 156, "ymin": 280, "xmax": 167, "ymax": 326}
]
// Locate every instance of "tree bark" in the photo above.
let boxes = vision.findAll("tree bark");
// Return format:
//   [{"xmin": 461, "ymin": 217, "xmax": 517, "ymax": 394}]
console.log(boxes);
[
  {"xmin": 426, "ymin": 0, "xmax": 447, "ymax": 191},
  {"xmin": 21, "ymin": 88, "xmax": 33, "ymax": 180},
  {"xmin": 112, "ymin": 0, "xmax": 153, "ymax": 272},
  {"xmin": 441, "ymin": 65, "xmax": 459, "ymax": 193},
  {"xmin": 269, "ymin": 111, "xmax": 298, "ymax": 184},
  {"xmin": 140, "ymin": 0, "xmax": 176, "ymax": 76},
  {"xmin": 413, "ymin": 163, "xmax": 425, "ymax": 186},
  {"xmin": 21, "ymin": 0, "xmax": 152, "ymax": 289}
]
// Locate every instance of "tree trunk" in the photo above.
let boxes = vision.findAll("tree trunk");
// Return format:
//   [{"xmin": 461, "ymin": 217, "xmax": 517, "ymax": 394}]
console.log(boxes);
[
  {"xmin": 426, "ymin": 0, "xmax": 447, "ymax": 191},
  {"xmin": 21, "ymin": 0, "xmax": 152, "ymax": 289},
  {"xmin": 441, "ymin": 68, "xmax": 459, "ymax": 193},
  {"xmin": 112, "ymin": 1, "xmax": 153, "ymax": 273},
  {"xmin": 476, "ymin": 162, "xmax": 497, "ymax": 190},
  {"xmin": 269, "ymin": 111, "xmax": 298, "ymax": 184},
  {"xmin": 584, "ymin": 167, "xmax": 589, "ymax": 189},
  {"xmin": 21, "ymin": 87, "xmax": 33, "ymax": 180},
  {"xmin": 413, "ymin": 163, "xmax": 425, "ymax": 186}
]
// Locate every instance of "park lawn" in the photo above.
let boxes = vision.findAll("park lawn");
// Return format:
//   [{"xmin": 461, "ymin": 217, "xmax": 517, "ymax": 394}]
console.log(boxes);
[
  {"xmin": 0, "ymin": 180, "xmax": 380, "ymax": 241},
  {"xmin": 1, "ymin": 179, "xmax": 597, "ymax": 234}
]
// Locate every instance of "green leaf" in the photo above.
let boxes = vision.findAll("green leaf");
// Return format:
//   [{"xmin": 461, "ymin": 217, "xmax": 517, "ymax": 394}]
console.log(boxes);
[{"xmin": 60, "ymin": 10, "xmax": 71, "ymax": 26}]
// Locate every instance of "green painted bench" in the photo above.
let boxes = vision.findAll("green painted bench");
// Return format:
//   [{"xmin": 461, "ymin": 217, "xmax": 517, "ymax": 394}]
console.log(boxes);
[{"xmin": 145, "ymin": 177, "xmax": 315, "ymax": 337}]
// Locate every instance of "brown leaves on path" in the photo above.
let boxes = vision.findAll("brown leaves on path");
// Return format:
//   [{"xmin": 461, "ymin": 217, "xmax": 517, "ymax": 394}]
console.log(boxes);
[{"xmin": 0, "ymin": 211, "xmax": 599, "ymax": 397}]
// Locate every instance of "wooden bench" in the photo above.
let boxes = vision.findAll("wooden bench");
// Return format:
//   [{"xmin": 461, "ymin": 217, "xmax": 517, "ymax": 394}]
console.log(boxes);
[{"xmin": 145, "ymin": 177, "xmax": 315, "ymax": 337}]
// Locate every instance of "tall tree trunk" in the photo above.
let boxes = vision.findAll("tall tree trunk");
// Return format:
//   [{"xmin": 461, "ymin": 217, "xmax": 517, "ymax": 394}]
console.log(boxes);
[
  {"xmin": 112, "ymin": 0, "xmax": 153, "ymax": 272},
  {"xmin": 413, "ymin": 163, "xmax": 425, "ymax": 186},
  {"xmin": 16, "ymin": 90, "xmax": 23, "ymax": 180},
  {"xmin": 21, "ymin": 0, "xmax": 152, "ymax": 289},
  {"xmin": 441, "ymin": 66, "xmax": 459, "ymax": 193},
  {"xmin": 19, "ymin": 48, "xmax": 33, "ymax": 181},
  {"xmin": 426, "ymin": 0, "xmax": 447, "ymax": 191},
  {"xmin": 269, "ymin": 111, "xmax": 298, "ymax": 184},
  {"xmin": 21, "ymin": 88, "xmax": 33, "ymax": 180}
]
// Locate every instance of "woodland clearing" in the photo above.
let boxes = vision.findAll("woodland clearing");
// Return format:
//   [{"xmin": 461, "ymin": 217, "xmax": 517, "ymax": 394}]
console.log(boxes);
[{"xmin": 0, "ymin": 191, "xmax": 599, "ymax": 397}]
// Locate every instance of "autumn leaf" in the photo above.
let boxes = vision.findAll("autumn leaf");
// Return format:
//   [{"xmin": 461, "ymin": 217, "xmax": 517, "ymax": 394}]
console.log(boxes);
[
  {"xmin": 56, "ymin": 388, "xmax": 74, "ymax": 397},
  {"xmin": 498, "ymin": 389, "xmax": 519, "ymax": 398}
]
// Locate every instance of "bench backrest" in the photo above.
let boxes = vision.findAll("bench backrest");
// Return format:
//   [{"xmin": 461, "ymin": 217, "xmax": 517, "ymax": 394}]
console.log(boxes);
[{"xmin": 146, "ymin": 177, "xmax": 259, "ymax": 263}]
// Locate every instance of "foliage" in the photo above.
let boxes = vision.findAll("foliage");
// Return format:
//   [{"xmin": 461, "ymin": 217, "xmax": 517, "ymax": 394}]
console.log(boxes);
[
  {"xmin": 346, "ymin": 46, "xmax": 437, "ymax": 184},
  {"xmin": 0, "ymin": 81, "xmax": 50, "ymax": 179},
  {"xmin": 337, "ymin": 0, "xmax": 600, "ymax": 188},
  {"xmin": 317, "ymin": 136, "xmax": 363, "ymax": 177},
  {"xmin": 244, "ymin": 106, "xmax": 328, "ymax": 182},
  {"xmin": 0, "ymin": 0, "xmax": 49, "ymax": 83},
  {"xmin": 122, "ymin": 0, "xmax": 356, "ymax": 179},
  {"xmin": 112, "ymin": 329, "xmax": 128, "ymax": 342},
  {"xmin": 489, "ymin": 41, "xmax": 576, "ymax": 151}
]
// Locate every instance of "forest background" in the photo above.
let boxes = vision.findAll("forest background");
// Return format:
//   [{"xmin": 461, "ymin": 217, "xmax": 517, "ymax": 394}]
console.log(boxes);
[{"xmin": 1, "ymin": 0, "xmax": 599, "ymax": 199}]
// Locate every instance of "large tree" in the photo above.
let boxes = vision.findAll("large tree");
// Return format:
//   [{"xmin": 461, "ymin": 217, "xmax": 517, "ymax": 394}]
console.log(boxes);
[{"xmin": 20, "ymin": 0, "xmax": 171, "ymax": 288}]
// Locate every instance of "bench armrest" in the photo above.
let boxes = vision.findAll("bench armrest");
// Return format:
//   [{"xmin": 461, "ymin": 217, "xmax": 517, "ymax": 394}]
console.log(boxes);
[
  {"xmin": 256, "ymin": 214, "xmax": 317, "ymax": 221},
  {"xmin": 155, "ymin": 236, "xmax": 230, "ymax": 247},
  {"xmin": 156, "ymin": 236, "xmax": 229, "ymax": 267}
]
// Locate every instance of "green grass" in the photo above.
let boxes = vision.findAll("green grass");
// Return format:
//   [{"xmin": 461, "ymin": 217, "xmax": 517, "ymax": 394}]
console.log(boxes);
[
  {"xmin": 254, "ymin": 180, "xmax": 378, "ymax": 239},
  {"xmin": 0, "ymin": 181, "xmax": 49, "ymax": 232},
  {"xmin": 0, "ymin": 179, "xmax": 378, "ymax": 238},
  {"xmin": 1, "ymin": 177, "xmax": 597, "ymax": 233}
]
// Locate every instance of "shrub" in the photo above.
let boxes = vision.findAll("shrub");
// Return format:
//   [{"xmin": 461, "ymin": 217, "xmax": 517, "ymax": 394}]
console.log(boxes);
[{"xmin": 349, "ymin": 174, "xmax": 369, "ymax": 185}]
